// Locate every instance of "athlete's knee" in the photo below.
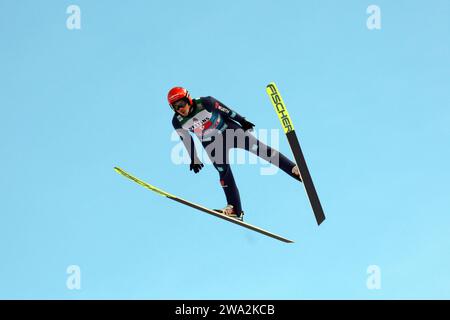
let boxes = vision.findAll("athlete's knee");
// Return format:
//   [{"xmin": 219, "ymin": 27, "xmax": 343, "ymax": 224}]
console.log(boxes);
[{"xmin": 215, "ymin": 164, "xmax": 229, "ymax": 178}]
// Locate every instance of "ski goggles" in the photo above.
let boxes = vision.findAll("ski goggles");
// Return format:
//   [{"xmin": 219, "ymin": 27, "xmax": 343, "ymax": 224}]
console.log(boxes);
[{"xmin": 172, "ymin": 99, "xmax": 188, "ymax": 111}]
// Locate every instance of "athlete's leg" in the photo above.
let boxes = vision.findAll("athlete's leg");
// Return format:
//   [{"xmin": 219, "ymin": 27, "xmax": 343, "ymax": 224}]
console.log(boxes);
[
  {"xmin": 213, "ymin": 163, "xmax": 243, "ymax": 214},
  {"xmin": 235, "ymin": 129, "xmax": 301, "ymax": 181},
  {"xmin": 204, "ymin": 134, "xmax": 243, "ymax": 214}
]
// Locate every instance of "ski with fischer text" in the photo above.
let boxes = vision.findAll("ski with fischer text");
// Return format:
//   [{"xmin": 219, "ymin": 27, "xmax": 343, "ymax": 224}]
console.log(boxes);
[{"xmin": 266, "ymin": 82, "xmax": 326, "ymax": 225}]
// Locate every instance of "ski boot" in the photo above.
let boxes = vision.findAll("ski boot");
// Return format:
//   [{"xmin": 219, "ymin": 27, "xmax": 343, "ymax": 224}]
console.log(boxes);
[
  {"xmin": 214, "ymin": 204, "xmax": 244, "ymax": 222},
  {"xmin": 292, "ymin": 165, "xmax": 302, "ymax": 181}
]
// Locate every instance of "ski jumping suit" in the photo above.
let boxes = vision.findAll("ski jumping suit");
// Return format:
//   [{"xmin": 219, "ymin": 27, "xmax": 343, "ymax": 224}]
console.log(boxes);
[{"xmin": 172, "ymin": 96, "xmax": 300, "ymax": 214}]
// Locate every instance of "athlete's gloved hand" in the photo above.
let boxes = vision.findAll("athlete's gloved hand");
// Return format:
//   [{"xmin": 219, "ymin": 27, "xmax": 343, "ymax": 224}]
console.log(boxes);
[
  {"xmin": 240, "ymin": 118, "xmax": 255, "ymax": 132},
  {"xmin": 190, "ymin": 160, "xmax": 204, "ymax": 174}
]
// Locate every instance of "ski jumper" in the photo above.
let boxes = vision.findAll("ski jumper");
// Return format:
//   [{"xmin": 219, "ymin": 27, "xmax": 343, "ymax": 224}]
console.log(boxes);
[{"xmin": 172, "ymin": 96, "xmax": 300, "ymax": 214}]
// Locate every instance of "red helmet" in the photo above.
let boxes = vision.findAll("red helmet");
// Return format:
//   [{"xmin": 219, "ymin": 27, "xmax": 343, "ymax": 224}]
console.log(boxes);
[{"xmin": 167, "ymin": 87, "xmax": 193, "ymax": 110}]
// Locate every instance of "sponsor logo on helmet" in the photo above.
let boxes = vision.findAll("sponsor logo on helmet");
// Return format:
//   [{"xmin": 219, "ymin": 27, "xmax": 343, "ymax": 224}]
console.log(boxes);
[{"xmin": 169, "ymin": 93, "xmax": 184, "ymax": 102}]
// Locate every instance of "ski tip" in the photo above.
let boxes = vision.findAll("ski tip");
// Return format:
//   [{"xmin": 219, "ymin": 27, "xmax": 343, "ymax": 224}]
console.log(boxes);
[{"xmin": 114, "ymin": 166, "xmax": 128, "ymax": 177}]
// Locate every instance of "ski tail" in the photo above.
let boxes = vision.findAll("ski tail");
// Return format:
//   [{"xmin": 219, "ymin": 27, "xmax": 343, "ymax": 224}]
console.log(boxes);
[{"xmin": 266, "ymin": 82, "xmax": 326, "ymax": 225}]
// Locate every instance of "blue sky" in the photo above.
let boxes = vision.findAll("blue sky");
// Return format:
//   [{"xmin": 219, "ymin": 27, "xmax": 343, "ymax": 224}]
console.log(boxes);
[{"xmin": 0, "ymin": 0, "xmax": 449, "ymax": 299}]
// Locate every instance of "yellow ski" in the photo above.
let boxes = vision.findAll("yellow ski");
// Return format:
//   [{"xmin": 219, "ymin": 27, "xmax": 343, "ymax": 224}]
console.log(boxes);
[{"xmin": 114, "ymin": 167, "xmax": 294, "ymax": 243}]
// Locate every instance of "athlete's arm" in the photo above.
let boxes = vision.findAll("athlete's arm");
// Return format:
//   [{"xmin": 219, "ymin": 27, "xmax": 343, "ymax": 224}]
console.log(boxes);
[
  {"xmin": 204, "ymin": 96, "xmax": 255, "ymax": 131},
  {"xmin": 172, "ymin": 116, "xmax": 203, "ymax": 167}
]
